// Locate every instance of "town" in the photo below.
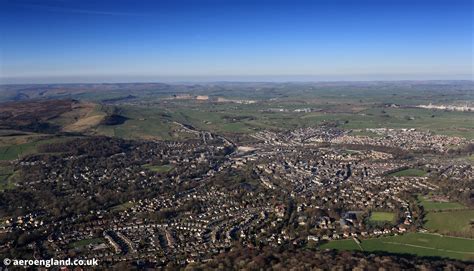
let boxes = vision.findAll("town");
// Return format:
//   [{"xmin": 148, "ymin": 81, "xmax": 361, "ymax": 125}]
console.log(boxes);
[{"xmin": 1, "ymin": 123, "xmax": 472, "ymax": 267}]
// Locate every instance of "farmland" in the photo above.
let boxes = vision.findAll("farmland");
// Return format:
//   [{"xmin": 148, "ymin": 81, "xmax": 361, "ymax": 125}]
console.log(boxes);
[
  {"xmin": 0, "ymin": 136, "xmax": 77, "ymax": 161},
  {"xmin": 0, "ymin": 140, "xmax": 43, "ymax": 160},
  {"xmin": 92, "ymin": 101, "xmax": 474, "ymax": 141}
]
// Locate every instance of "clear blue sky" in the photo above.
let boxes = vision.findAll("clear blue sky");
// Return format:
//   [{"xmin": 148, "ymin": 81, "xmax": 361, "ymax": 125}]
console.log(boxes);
[{"xmin": 0, "ymin": 0, "xmax": 472, "ymax": 83}]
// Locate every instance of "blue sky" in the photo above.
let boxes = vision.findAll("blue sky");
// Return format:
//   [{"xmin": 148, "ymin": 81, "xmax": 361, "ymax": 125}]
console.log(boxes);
[{"xmin": 0, "ymin": 0, "xmax": 472, "ymax": 83}]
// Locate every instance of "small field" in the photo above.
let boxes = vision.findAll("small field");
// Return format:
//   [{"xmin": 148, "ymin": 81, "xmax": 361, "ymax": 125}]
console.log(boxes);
[
  {"xmin": 424, "ymin": 209, "xmax": 474, "ymax": 237},
  {"xmin": 320, "ymin": 232, "xmax": 474, "ymax": 261},
  {"xmin": 0, "ymin": 165, "xmax": 14, "ymax": 191},
  {"xmin": 419, "ymin": 196, "xmax": 466, "ymax": 211},
  {"xmin": 143, "ymin": 164, "xmax": 174, "ymax": 173},
  {"xmin": 0, "ymin": 140, "xmax": 43, "ymax": 160},
  {"xmin": 370, "ymin": 212, "xmax": 396, "ymax": 223},
  {"xmin": 389, "ymin": 168, "xmax": 427, "ymax": 177},
  {"xmin": 68, "ymin": 238, "xmax": 105, "ymax": 249},
  {"xmin": 0, "ymin": 136, "xmax": 75, "ymax": 161},
  {"xmin": 320, "ymin": 238, "xmax": 362, "ymax": 251},
  {"xmin": 109, "ymin": 201, "xmax": 136, "ymax": 212}
]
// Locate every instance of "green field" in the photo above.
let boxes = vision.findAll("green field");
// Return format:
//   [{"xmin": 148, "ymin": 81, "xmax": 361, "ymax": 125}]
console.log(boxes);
[
  {"xmin": 69, "ymin": 238, "xmax": 105, "ymax": 249},
  {"xmin": 143, "ymin": 164, "xmax": 174, "ymax": 173},
  {"xmin": 109, "ymin": 201, "xmax": 136, "ymax": 212},
  {"xmin": 95, "ymin": 105, "xmax": 204, "ymax": 140},
  {"xmin": 320, "ymin": 238, "xmax": 362, "ymax": 251},
  {"xmin": 341, "ymin": 108, "xmax": 474, "ymax": 139},
  {"xmin": 0, "ymin": 136, "xmax": 78, "ymax": 190},
  {"xmin": 0, "ymin": 136, "xmax": 75, "ymax": 161},
  {"xmin": 0, "ymin": 141, "xmax": 43, "ymax": 160},
  {"xmin": 93, "ymin": 102, "xmax": 474, "ymax": 140},
  {"xmin": 0, "ymin": 165, "xmax": 14, "ymax": 191},
  {"xmin": 419, "ymin": 196, "xmax": 465, "ymax": 211},
  {"xmin": 389, "ymin": 168, "xmax": 427, "ymax": 177},
  {"xmin": 370, "ymin": 212, "xmax": 396, "ymax": 223},
  {"xmin": 425, "ymin": 210, "xmax": 474, "ymax": 237},
  {"xmin": 2, "ymin": 82, "xmax": 474, "ymax": 139},
  {"xmin": 320, "ymin": 233, "xmax": 474, "ymax": 261}
]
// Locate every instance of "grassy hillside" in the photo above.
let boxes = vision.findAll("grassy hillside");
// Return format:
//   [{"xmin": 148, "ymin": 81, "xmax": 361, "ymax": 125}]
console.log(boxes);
[
  {"xmin": 320, "ymin": 233, "xmax": 474, "ymax": 261},
  {"xmin": 419, "ymin": 196, "xmax": 466, "ymax": 211},
  {"xmin": 93, "ymin": 101, "xmax": 474, "ymax": 140},
  {"xmin": 425, "ymin": 210, "xmax": 474, "ymax": 237}
]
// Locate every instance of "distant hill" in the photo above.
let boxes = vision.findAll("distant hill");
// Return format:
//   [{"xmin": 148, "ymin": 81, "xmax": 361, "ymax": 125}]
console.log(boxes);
[
  {"xmin": 0, "ymin": 99, "xmax": 106, "ymax": 134},
  {"xmin": 0, "ymin": 81, "xmax": 472, "ymax": 103}
]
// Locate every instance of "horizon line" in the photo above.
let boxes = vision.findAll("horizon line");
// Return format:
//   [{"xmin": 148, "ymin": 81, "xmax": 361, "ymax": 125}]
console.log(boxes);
[
  {"xmin": 1, "ymin": 74, "xmax": 473, "ymax": 85},
  {"xmin": 1, "ymin": 78, "xmax": 473, "ymax": 86}
]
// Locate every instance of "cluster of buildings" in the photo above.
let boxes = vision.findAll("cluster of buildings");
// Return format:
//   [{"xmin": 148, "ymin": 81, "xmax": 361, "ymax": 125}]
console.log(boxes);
[
  {"xmin": 416, "ymin": 103, "xmax": 474, "ymax": 112},
  {"xmin": 254, "ymin": 127, "xmax": 472, "ymax": 153},
  {"xmin": 0, "ymin": 124, "xmax": 471, "ymax": 267},
  {"xmin": 333, "ymin": 128, "xmax": 471, "ymax": 153},
  {"xmin": 167, "ymin": 94, "xmax": 256, "ymax": 104}
]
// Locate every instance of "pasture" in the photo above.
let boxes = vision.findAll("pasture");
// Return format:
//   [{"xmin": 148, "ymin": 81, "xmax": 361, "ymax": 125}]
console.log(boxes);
[
  {"xmin": 0, "ymin": 136, "xmax": 76, "ymax": 161},
  {"xmin": 97, "ymin": 101, "xmax": 474, "ymax": 140},
  {"xmin": 0, "ymin": 141, "xmax": 40, "ymax": 160}
]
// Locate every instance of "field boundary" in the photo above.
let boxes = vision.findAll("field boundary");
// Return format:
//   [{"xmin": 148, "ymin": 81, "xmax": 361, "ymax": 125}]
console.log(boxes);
[
  {"xmin": 381, "ymin": 241, "xmax": 474, "ymax": 255},
  {"xmin": 420, "ymin": 232, "xmax": 474, "ymax": 241}
]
